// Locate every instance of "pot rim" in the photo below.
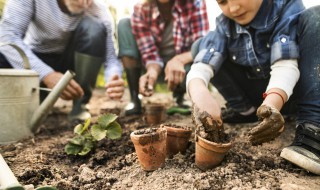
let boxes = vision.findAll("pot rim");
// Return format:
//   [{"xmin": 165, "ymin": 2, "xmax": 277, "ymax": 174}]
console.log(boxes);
[
  {"xmin": 196, "ymin": 135, "xmax": 232, "ymax": 152},
  {"xmin": 161, "ymin": 125, "xmax": 192, "ymax": 138},
  {"xmin": 130, "ymin": 127, "xmax": 167, "ymax": 145}
]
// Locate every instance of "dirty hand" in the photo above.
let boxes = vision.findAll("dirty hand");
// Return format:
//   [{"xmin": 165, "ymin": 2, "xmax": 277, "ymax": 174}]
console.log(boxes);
[
  {"xmin": 139, "ymin": 64, "xmax": 161, "ymax": 97},
  {"xmin": 105, "ymin": 74, "xmax": 124, "ymax": 100},
  {"xmin": 164, "ymin": 57, "xmax": 185, "ymax": 91},
  {"xmin": 192, "ymin": 105, "xmax": 225, "ymax": 142},
  {"xmin": 43, "ymin": 71, "xmax": 83, "ymax": 100},
  {"xmin": 63, "ymin": 0, "xmax": 93, "ymax": 14},
  {"xmin": 248, "ymin": 105, "xmax": 285, "ymax": 145}
]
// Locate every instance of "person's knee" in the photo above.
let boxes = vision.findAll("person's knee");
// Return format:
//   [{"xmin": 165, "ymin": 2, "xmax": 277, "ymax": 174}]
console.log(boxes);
[
  {"xmin": 77, "ymin": 16, "xmax": 106, "ymax": 45},
  {"xmin": 118, "ymin": 18, "xmax": 131, "ymax": 33},
  {"xmin": 117, "ymin": 18, "xmax": 140, "ymax": 59},
  {"xmin": 299, "ymin": 6, "xmax": 320, "ymax": 26}
]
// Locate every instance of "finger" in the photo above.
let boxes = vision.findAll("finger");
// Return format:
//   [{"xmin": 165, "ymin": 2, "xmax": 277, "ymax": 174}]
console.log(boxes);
[
  {"xmin": 60, "ymin": 89, "xmax": 74, "ymax": 100},
  {"xmin": 256, "ymin": 105, "xmax": 272, "ymax": 118},
  {"xmin": 249, "ymin": 120, "xmax": 273, "ymax": 135},
  {"xmin": 108, "ymin": 92, "xmax": 124, "ymax": 100},
  {"xmin": 107, "ymin": 86, "xmax": 124, "ymax": 94},
  {"xmin": 250, "ymin": 130, "xmax": 282, "ymax": 145},
  {"xmin": 106, "ymin": 80, "xmax": 124, "ymax": 88},
  {"xmin": 69, "ymin": 79, "xmax": 84, "ymax": 97},
  {"xmin": 249, "ymin": 124, "xmax": 283, "ymax": 141}
]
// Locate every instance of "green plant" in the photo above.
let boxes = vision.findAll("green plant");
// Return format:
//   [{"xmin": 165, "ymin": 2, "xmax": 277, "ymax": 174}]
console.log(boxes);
[{"xmin": 65, "ymin": 113, "xmax": 122, "ymax": 156}]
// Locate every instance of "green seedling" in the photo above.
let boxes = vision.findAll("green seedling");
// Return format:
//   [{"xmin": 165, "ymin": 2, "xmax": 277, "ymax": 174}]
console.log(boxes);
[{"xmin": 65, "ymin": 113, "xmax": 122, "ymax": 156}]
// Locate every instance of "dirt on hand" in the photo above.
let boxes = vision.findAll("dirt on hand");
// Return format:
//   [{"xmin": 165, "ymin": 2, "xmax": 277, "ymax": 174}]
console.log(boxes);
[{"xmin": 192, "ymin": 105, "xmax": 228, "ymax": 143}]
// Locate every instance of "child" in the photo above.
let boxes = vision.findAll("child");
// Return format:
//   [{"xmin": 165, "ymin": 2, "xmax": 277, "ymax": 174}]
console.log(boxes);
[{"xmin": 187, "ymin": 0, "xmax": 320, "ymax": 175}]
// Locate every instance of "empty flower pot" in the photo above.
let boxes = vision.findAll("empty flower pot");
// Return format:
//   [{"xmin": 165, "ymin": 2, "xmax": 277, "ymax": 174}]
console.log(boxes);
[
  {"xmin": 145, "ymin": 104, "xmax": 165, "ymax": 125},
  {"xmin": 130, "ymin": 127, "xmax": 167, "ymax": 171},
  {"xmin": 195, "ymin": 135, "xmax": 232, "ymax": 171},
  {"xmin": 161, "ymin": 124, "xmax": 192, "ymax": 158}
]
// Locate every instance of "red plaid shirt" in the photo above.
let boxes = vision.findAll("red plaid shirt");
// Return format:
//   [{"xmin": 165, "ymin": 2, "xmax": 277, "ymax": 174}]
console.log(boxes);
[{"xmin": 131, "ymin": 0, "xmax": 209, "ymax": 67}]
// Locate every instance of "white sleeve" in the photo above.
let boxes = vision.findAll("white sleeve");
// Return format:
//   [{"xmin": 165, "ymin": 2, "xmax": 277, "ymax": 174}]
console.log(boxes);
[
  {"xmin": 186, "ymin": 62, "xmax": 214, "ymax": 96},
  {"xmin": 266, "ymin": 59, "xmax": 300, "ymax": 100}
]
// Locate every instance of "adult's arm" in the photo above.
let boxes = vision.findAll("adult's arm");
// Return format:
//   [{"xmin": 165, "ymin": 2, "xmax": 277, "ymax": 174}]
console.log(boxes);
[{"xmin": 0, "ymin": 0, "xmax": 54, "ymax": 80}]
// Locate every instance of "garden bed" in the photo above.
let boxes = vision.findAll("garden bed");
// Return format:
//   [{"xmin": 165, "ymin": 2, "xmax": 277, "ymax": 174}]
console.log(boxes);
[{"xmin": 0, "ymin": 88, "xmax": 319, "ymax": 190}]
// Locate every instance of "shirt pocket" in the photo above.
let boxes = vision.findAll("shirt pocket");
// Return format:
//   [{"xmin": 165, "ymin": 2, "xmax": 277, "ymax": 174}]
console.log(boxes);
[{"xmin": 227, "ymin": 45, "xmax": 248, "ymax": 66}]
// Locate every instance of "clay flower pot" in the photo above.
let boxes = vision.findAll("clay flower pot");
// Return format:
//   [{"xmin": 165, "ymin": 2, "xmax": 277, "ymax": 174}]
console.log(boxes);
[
  {"xmin": 130, "ymin": 127, "xmax": 167, "ymax": 171},
  {"xmin": 161, "ymin": 124, "xmax": 192, "ymax": 158},
  {"xmin": 145, "ymin": 104, "xmax": 165, "ymax": 125},
  {"xmin": 195, "ymin": 135, "xmax": 232, "ymax": 171}
]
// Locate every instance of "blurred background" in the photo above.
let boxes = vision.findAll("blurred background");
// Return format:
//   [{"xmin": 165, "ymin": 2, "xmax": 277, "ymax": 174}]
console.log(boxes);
[{"xmin": 0, "ymin": 0, "xmax": 319, "ymax": 88}]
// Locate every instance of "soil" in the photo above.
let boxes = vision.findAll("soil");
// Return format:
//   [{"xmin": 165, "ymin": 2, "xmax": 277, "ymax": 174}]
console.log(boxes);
[{"xmin": 1, "ymin": 88, "xmax": 320, "ymax": 190}]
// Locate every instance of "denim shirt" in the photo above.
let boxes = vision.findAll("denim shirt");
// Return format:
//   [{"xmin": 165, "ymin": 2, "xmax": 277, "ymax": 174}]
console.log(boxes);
[{"xmin": 194, "ymin": 0, "xmax": 305, "ymax": 79}]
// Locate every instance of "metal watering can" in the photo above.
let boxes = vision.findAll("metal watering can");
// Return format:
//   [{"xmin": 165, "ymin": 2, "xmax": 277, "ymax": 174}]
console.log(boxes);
[{"xmin": 0, "ymin": 43, "xmax": 74, "ymax": 144}]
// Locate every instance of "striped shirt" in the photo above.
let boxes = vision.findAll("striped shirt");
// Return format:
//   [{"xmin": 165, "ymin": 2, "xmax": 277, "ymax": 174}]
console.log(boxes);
[
  {"xmin": 131, "ymin": 0, "xmax": 209, "ymax": 67},
  {"xmin": 0, "ymin": 0, "xmax": 122, "ymax": 82}
]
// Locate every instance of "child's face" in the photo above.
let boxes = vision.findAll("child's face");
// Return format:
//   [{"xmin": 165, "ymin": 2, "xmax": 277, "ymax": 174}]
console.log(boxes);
[{"xmin": 216, "ymin": 0, "xmax": 263, "ymax": 25}]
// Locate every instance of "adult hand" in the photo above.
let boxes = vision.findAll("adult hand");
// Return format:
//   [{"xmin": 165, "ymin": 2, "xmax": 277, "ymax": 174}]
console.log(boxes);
[
  {"xmin": 248, "ymin": 105, "xmax": 285, "ymax": 145},
  {"xmin": 63, "ymin": 0, "xmax": 93, "ymax": 14},
  {"xmin": 105, "ymin": 74, "xmax": 124, "ymax": 100},
  {"xmin": 43, "ymin": 71, "xmax": 84, "ymax": 100},
  {"xmin": 139, "ymin": 64, "xmax": 161, "ymax": 97},
  {"xmin": 165, "ymin": 57, "xmax": 185, "ymax": 91}
]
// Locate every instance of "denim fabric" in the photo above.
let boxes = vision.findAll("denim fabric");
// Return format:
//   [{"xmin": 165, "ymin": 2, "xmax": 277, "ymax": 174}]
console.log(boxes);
[
  {"xmin": 209, "ymin": 6, "xmax": 320, "ymax": 124},
  {"xmin": 195, "ymin": 0, "xmax": 305, "ymax": 77},
  {"xmin": 0, "ymin": 16, "xmax": 106, "ymax": 72},
  {"xmin": 295, "ymin": 6, "xmax": 320, "ymax": 123}
]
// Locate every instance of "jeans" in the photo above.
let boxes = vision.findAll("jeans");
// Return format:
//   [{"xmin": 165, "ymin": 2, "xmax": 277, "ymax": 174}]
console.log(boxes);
[{"xmin": 212, "ymin": 6, "xmax": 320, "ymax": 125}]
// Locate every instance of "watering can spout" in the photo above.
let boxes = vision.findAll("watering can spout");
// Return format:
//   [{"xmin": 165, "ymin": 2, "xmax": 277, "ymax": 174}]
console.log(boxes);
[{"xmin": 30, "ymin": 70, "xmax": 75, "ymax": 132}]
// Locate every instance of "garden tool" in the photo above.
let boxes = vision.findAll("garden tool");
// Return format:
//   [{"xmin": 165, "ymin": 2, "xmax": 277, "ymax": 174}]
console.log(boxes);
[
  {"xmin": 68, "ymin": 52, "xmax": 103, "ymax": 121},
  {"xmin": 0, "ymin": 43, "xmax": 74, "ymax": 144}
]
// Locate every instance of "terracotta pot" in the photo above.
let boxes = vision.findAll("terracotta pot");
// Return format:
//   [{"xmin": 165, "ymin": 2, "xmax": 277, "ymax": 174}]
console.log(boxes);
[
  {"xmin": 130, "ymin": 127, "xmax": 167, "ymax": 171},
  {"xmin": 195, "ymin": 135, "xmax": 232, "ymax": 171},
  {"xmin": 161, "ymin": 124, "xmax": 192, "ymax": 158},
  {"xmin": 145, "ymin": 104, "xmax": 165, "ymax": 125}
]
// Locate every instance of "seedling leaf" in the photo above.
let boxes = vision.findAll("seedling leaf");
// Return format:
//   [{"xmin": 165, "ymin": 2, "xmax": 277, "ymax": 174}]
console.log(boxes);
[
  {"xmin": 106, "ymin": 121, "xmax": 122, "ymax": 139},
  {"xmin": 98, "ymin": 113, "xmax": 118, "ymax": 128},
  {"xmin": 65, "ymin": 113, "xmax": 122, "ymax": 156},
  {"xmin": 74, "ymin": 124, "xmax": 83, "ymax": 135},
  {"xmin": 91, "ymin": 124, "xmax": 107, "ymax": 141},
  {"xmin": 69, "ymin": 135, "xmax": 84, "ymax": 145},
  {"xmin": 65, "ymin": 143, "xmax": 82, "ymax": 155},
  {"xmin": 78, "ymin": 140, "xmax": 94, "ymax": 155}
]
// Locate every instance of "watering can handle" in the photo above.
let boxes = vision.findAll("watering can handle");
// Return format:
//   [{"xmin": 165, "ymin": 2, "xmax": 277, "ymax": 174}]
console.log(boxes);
[{"xmin": 0, "ymin": 42, "xmax": 31, "ymax": 69}]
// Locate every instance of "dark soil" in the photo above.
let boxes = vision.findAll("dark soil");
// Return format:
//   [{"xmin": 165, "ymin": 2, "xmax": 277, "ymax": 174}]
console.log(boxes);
[{"xmin": 0, "ymin": 88, "xmax": 319, "ymax": 190}]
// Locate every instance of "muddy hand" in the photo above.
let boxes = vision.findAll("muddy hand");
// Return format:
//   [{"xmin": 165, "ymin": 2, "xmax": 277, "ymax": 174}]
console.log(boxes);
[
  {"xmin": 192, "ymin": 104, "xmax": 224, "ymax": 142},
  {"xmin": 248, "ymin": 105, "xmax": 284, "ymax": 145}
]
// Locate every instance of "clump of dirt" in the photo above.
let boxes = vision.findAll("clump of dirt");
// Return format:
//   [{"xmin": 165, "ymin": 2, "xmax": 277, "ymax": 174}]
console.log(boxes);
[
  {"xmin": 133, "ymin": 128, "xmax": 158, "ymax": 135},
  {"xmin": 160, "ymin": 123, "xmax": 192, "ymax": 131},
  {"xmin": 192, "ymin": 106, "xmax": 228, "ymax": 143}
]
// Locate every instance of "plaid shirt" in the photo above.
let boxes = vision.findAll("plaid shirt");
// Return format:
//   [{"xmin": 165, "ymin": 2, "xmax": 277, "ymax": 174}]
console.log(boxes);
[{"xmin": 131, "ymin": 0, "xmax": 209, "ymax": 67}]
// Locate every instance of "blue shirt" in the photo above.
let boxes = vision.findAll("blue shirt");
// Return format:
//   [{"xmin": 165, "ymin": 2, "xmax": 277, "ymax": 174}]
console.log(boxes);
[{"xmin": 194, "ymin": 0, "xmax": 305, "ymax": 78}]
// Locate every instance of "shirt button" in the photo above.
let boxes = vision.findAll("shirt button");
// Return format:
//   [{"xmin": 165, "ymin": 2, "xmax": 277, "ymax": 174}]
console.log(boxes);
[
  {"xmin": 281, "ymin": 37, "xmax": 287, "ymax": 43},
  {"xmin": 232, "ymin": 55, "xmax": 236, "ymax": 60},
  {"xmin": 266, "ymin": 43, "xmax": 270, "ymax": 48},
  {"xmin": 256, "ymin": 68, "xmax": 261, "ymax": 72},
  {"xmin": 209, "ymin": 48, "xmax": 215, "ymax": 52}
]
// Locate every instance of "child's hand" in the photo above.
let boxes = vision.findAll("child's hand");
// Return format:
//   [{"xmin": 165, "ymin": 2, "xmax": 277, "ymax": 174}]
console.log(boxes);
[{"xmin": 248, "ymin": 105, "xmax": 285, "ymax": 145}]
